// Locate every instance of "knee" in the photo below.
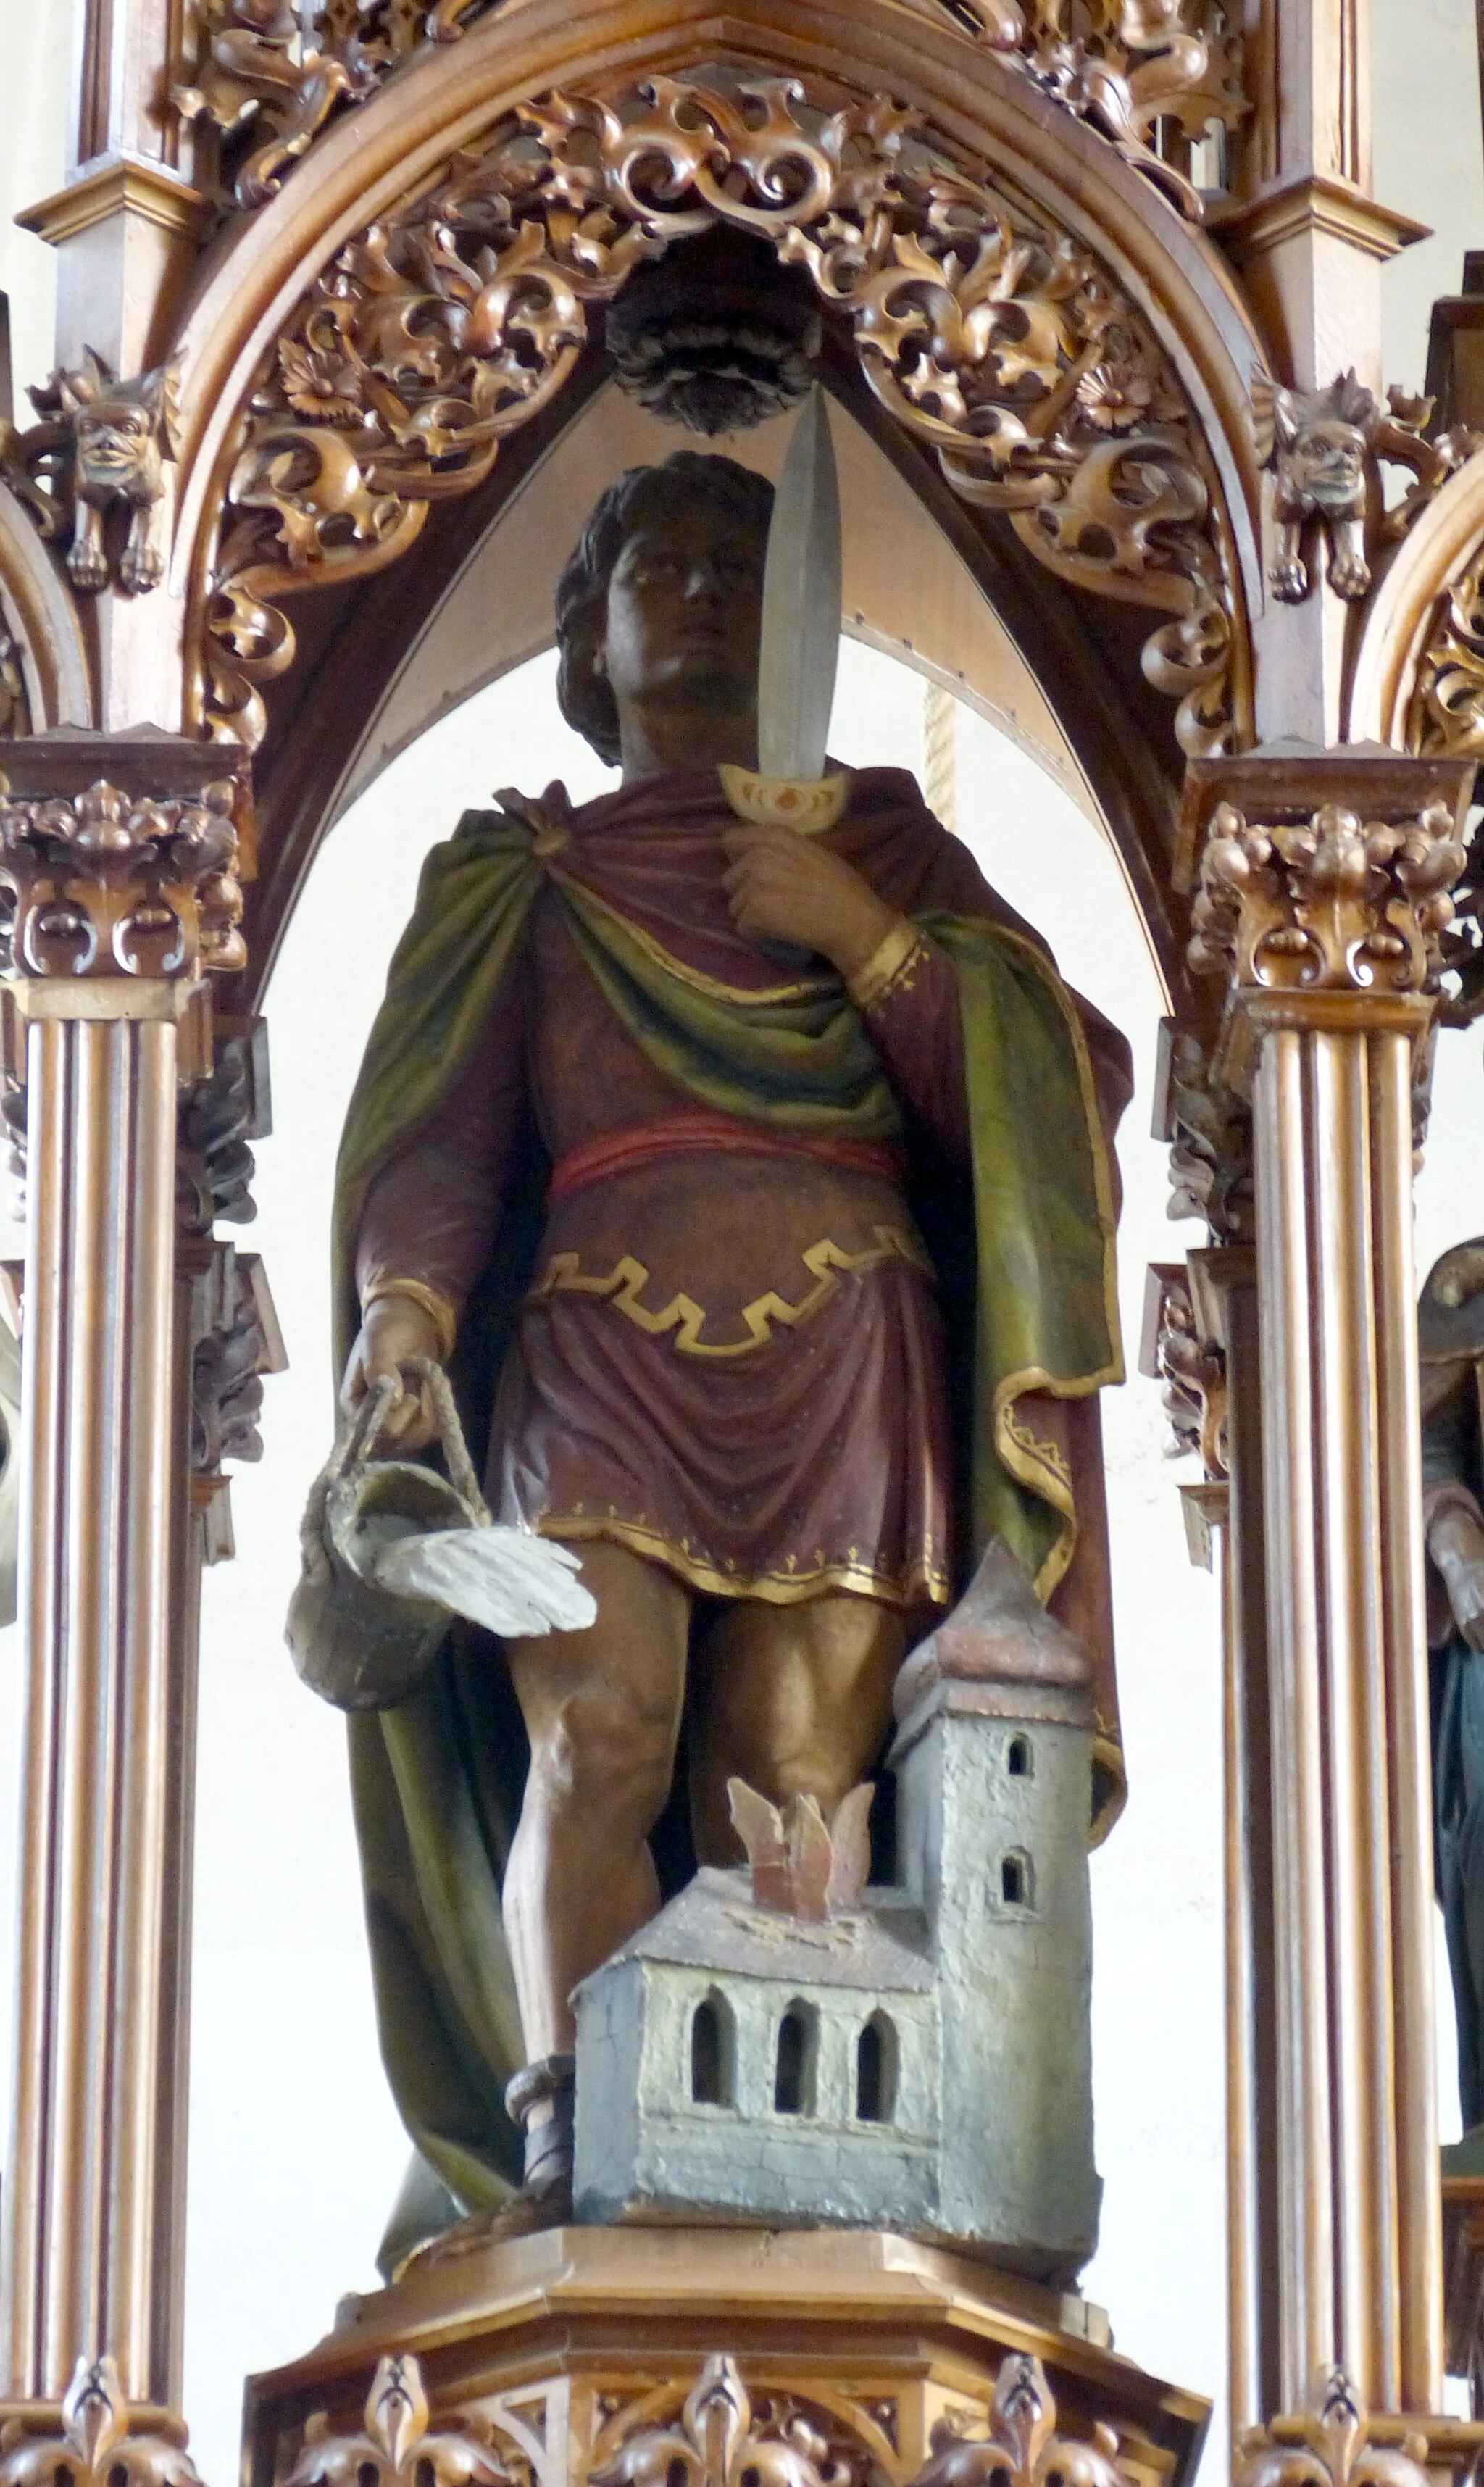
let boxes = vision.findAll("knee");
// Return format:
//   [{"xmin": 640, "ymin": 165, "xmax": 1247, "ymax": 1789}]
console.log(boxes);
[{"xmin": 527, "ymin": 1679, "xmax": 678, "ymax": 1829}]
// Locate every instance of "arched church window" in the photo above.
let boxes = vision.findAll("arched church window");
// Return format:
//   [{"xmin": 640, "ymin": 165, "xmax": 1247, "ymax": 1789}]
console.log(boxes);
[
  {"xmin": 690, "ymin": 1991, "xmax": 735, "ymax": 2107},
  {"xmin": 855, "ymin": 2014, "xmax": 899, "ymax": 2125},
  {"xmin": 774, "ymin": 2002, "xmax": 819, "ymax": 2115}
]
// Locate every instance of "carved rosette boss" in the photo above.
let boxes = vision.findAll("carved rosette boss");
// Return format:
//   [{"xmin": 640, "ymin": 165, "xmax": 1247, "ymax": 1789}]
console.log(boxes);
[{"xmin": 199, "ymin": 76, "xmax": 1241, "ymax": 760}]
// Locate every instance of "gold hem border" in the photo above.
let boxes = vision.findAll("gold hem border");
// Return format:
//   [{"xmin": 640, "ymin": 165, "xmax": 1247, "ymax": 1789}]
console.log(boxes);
[{"xmin": 533, "ymin": 1513, "xmax": 951, "ymax": 1609}]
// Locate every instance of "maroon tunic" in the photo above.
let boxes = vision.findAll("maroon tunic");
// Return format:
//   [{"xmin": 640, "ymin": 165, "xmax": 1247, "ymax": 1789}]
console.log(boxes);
[{"xmin": 354, "ymin": 767, "xmax": 1127, "ymax": 1617}]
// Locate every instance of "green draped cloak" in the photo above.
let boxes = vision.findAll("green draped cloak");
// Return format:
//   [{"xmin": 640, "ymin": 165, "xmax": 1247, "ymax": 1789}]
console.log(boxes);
[{"xmin": 330, "ymin": 792, "xmax": 1123, "ymax": 2236}]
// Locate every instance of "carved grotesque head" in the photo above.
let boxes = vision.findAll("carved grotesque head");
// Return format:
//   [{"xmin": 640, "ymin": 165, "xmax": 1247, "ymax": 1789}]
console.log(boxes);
[
  {"xmin": 57, "ymin": 351, "xmax": 180, "ymax": 501},
  {"xmin": 554, "ymin": 452, "xmax": 774, "ymax": 765},
  {"xmin": 1258, "ymin": 369, "xmax": 1376, "ymax": 520},
  {"xmin": 1276, "ymin": 413, "xmax": 1369, "ymax": 517}
]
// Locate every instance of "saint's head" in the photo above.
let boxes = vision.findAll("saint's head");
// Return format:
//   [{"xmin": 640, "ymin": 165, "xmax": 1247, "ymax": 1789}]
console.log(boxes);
[{"xmin": 556, "ymin": 453, "xmax": 773, "ymax": 783}]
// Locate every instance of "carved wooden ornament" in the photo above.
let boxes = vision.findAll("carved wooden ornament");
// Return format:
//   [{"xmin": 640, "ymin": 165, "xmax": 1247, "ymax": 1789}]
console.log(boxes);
[{"xmin": 200, "ymin": 76, "xmax": 1238, "ymax": 761}]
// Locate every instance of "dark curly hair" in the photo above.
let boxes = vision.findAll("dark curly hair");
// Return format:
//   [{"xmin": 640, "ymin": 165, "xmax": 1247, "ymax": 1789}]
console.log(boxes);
[{"xmin": 555, "ymin": 451, "xmax": 775, "ymax": 766}]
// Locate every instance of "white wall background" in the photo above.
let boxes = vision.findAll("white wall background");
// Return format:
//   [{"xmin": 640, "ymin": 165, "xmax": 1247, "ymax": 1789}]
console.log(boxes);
[
  {"xmin": 0, "ymin": 5, "xmax": 1482, "ymax": 2483},
  {"xmin": 180, "ymin": 647, "xmax": 1229, "ymax": 2480}
]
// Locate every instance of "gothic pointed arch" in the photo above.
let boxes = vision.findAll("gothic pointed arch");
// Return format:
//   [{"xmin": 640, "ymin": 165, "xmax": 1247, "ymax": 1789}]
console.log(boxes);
[{"xmin": 160, "ymin": 0, "xmax": 1267, "ymax": 1002}]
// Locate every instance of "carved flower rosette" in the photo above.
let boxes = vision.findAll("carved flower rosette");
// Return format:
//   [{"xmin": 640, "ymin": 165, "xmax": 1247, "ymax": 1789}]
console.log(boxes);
[{"xmin": 201, "ymin": 75, "xmax": 1237, "ymax": 762}]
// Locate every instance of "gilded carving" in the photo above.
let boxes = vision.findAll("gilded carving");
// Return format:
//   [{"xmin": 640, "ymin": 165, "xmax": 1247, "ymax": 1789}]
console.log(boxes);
[
  {"xmin": 0, "ymin": 777, "xmax": 246, "ymax": 982},
  {"xmin": 589, "ymin": 2357, "xmax": 877, "ymax": 2487},
  {"xmin": 910, "ymin": 2353, "xmax": 1126, "ymax": 2487},
  {"xmin": 1233, "ymin": 2366, "xmax": 1433, "ymax": 2487},
  {"xmin": 191, "ymin": 1247, "xmax": 285, "ymax": 1473},
  {"xmin": 173, "ymin": 2, "xmax": 375, "ymax": 210},
  {"xmin": 0, "ymin": 2355, "xmax": 203, "ymax": 2487},
  {"xmin": 1012, "ymin": 0, "xmax": 1246, "ymax": 220},
  {"xmin": 1, "ymin": 349, "xmax": 183, "ymax": 596},
  {"xmin": 202, "ymin": 77, "xmax": 1238, "ymax": 757},
  {"xmin": 1409, "ymin": 541, "xmax": 1484, "ymax": 760},
  {"xmin": 178, "ymin": 1025, "xmax": 270, "ymax": 1231},
  {"xmin": 285, "ymin": 2354, "xmax": 517, "ymax": 2487},
  {"xmin": 186, "ymin": 0, "xmax": 1245, "ymax": 224},
  {"xmin": 0, "ymin": 628, "xmax": 30, "ymax": 740},
  {"xmin": 1144, "ymin": 1262, "xmax": 1227, "ymax": 1477},
  {"xmin": 1162, "ymin": 1025, "xmax": 1254, "ymax": 1239},
  {"xmin": 1186, "ymin": 797, "xmax": 1467, "ymax": 996},
  {"xmin": 1251, "ymin": 370, "xmax": 1473, "ymax": 604}
]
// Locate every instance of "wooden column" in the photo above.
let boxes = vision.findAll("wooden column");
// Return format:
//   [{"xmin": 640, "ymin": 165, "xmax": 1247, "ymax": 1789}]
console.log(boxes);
[
  {"xmin": 1184, "ymin": 747, "xmax": 1475, "ymax": 2430},
  {"xmin": 1146, "ymin": 1235, "xmax": 1280, "ymax": 2442},
  {"xmin": 0, "ymin": 734, "xmax": 247, "ymax": 2441}
]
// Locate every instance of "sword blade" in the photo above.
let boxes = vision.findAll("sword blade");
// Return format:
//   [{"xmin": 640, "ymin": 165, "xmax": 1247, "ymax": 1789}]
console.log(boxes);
[{"xmin": 757, "ymin": 386, "xmax": 842, "ymax": 784}]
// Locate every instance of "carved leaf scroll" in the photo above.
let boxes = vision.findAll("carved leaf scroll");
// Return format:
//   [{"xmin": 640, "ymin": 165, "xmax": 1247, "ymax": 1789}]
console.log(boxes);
[
  {"xmin": 0, "ymin": 777, "xmax": 246, "ymax": 982},
  {"xmin": 1409, "ymin": 542, "xmax": 1484, "ymax": 761},
  {"xmin": 0, "ymin": 628, "xmax": 30, "ymax": 740},
  {"xmin": 1143, "ymin": 1262, "xmax": 1227, "ymax": 1475},
  {"xmin": 1187, "ymin": 797, "xmax": 1467, "ymax": 998},
  {"xmin": 184, "ymin": 0, "xmax": 1245, "ymax": 227},
  {"xmin": 201, "ymin": 76, "xmax": 1238, "ymax": 760}
]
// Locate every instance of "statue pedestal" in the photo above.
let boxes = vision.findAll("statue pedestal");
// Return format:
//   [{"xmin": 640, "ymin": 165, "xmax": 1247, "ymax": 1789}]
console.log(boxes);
[{"xmin": 242, "ymin": 2227, "xmax": 1209, "ymax": 2487}]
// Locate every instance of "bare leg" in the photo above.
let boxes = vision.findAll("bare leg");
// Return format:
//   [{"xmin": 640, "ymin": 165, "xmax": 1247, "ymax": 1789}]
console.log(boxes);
[
  {"xmin": 503, "ymin": 1538, "xmax": 691, "ymax": 2057},
  {"xmin": 688, "ymin": 1592, "xmax": 907, "ymax": 1865}
]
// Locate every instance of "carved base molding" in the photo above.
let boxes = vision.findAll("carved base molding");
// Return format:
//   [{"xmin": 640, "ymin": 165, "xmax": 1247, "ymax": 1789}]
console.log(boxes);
[{"xmin": 241, "ymin": 2228, "xmax": 1208, "ymax": 2487}]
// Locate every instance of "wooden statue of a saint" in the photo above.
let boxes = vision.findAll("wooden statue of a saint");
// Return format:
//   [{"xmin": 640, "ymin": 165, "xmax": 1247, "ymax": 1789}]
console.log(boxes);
[{"xmin": 332, "ymin": 449, "xmax": 1133, "ymax": 2265}]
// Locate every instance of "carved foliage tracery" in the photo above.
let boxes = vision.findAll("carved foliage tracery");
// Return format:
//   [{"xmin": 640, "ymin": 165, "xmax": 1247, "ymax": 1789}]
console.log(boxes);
[
  {"xmin": 201, "ymin": 77, "xmax": 1238, "ymax": 760},
  {"xmin": 1186, "ymin": 798, "xmax": 1467, "ymax": 999},
  {"xmin": 182, "ymin": 0, "xmax": 1245, "ymax": 227},
  {"xmin": 280, "ymin": 2351, "xmax": 1133, "ymax": 2487},
  {"xmin": 0, "ymin": 626, "xmax": 30, "ymax": 740},
  {"xmin": 1409, "ymin": 541, "xmax": 1484, "ymax": 760},
  {"xmin": 0, "ymin": 778, "xmax": 246, "ymax": 983}
]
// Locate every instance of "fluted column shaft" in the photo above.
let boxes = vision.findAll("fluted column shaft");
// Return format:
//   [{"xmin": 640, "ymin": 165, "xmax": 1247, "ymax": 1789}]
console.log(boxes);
[
  {"xmin": 1249, "ymin": 999, "xmax": 1432, "ymax": 2407},
  {"xmin": 3, "ymin": 990, "xmax": 188, "ymax": 2407},
  {"xmin": 1183, "ymin": 748, "xmax": 1475, "ymax": 2426},
  {"xmin": 0, "ymin": 742, "xmax": 249, "ymax": 2432}
]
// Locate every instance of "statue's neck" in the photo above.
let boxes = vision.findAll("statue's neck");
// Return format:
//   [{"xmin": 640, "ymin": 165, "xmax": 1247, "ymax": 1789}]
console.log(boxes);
[{"xmin": 617, "ymin": 704, "xmax": 759, "ymax": 786}]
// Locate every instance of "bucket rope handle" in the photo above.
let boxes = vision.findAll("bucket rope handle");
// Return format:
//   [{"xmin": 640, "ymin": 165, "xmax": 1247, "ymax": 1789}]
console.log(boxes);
[{"xmin": 299, "ymin": 1356, "xmax": 490, "ymax": 1581}]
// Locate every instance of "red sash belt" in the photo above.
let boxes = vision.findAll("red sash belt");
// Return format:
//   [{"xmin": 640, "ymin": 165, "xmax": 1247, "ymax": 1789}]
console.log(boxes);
[{"xmin": 546, "ymin": 1109, "xmax": 903, "ymax": 1207}]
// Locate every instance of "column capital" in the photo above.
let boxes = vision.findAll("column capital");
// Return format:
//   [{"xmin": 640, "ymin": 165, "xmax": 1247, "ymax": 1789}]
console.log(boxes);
[
  {"xmin": 0, "ymin": 733, "xmax": 250, "ymax": 991},
  {"xmin": 1178, "ymin": 744, "xmax": 1475, "ymax": 1090}
]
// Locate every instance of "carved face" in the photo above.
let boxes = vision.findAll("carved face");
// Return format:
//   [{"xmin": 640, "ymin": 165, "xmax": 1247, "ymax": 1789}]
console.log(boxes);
[
  {"xmin": 1285, "ymin": 419, "xmax": 1367, "ymax": 515},
  {"xmin": 598, "ymin": 497, "xmax": 766, "ymax": 735},
  {"xmin": 74, "ymin": 401, "xmax": 160, "ymax": 491}
]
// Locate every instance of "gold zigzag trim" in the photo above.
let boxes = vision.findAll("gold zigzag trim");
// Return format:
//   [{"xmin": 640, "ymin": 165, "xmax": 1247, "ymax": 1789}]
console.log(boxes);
[{"xmin": 525, "ymin": 1225, "xmax": 933, "ymax": 1357}]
